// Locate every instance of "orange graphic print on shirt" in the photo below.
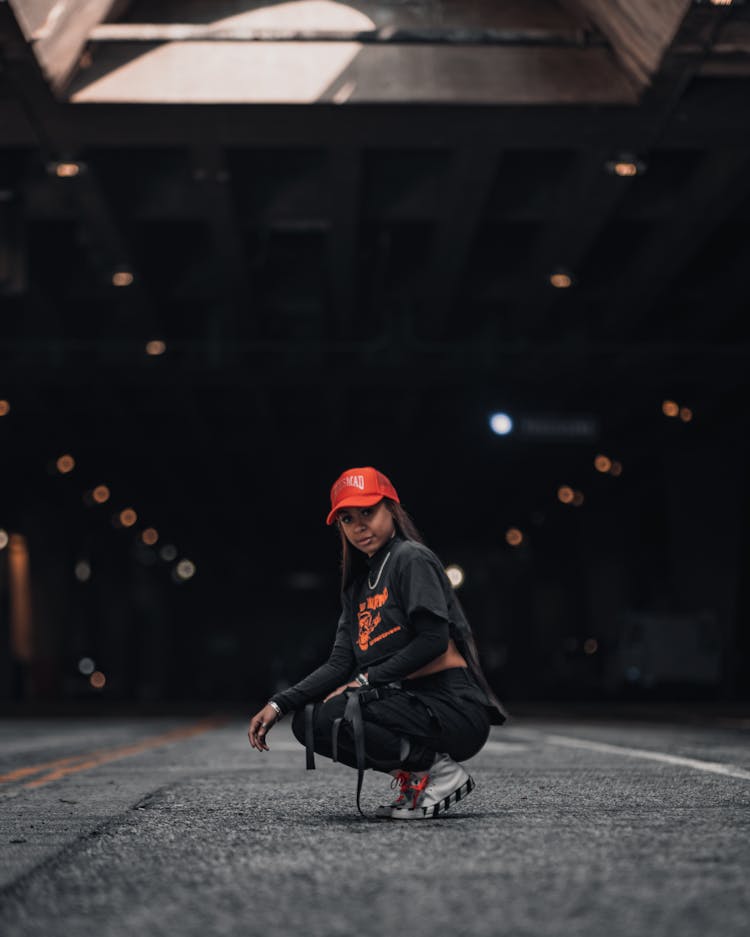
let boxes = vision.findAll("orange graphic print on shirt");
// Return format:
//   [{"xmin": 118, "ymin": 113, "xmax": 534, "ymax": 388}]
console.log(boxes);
[
  {"xmin": 357, "ymin": 586, "xmax": 401, "ymax": 651},
  {"xmin": 357, "ymin": 609, "xmax": 381, "ymax": 650}
]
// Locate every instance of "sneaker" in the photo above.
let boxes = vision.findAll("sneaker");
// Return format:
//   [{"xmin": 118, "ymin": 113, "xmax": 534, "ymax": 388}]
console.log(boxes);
[
  {"xmin": 389, "ymin": 754, "xmax": 475, "ymax": 820},
  {"xmin": 374, "ymin": 770, "xmax": 412, "ymax": 818}
]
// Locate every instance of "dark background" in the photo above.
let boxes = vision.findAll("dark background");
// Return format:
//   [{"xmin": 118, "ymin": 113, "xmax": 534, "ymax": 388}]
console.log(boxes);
[{"xmin": 1, "ymin": 0, "xmax": 749, "ymax": 707}]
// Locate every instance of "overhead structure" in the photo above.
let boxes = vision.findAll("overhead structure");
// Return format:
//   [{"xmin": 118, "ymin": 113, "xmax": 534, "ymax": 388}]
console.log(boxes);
[{"xmin": 0, "ymin": 0, "xmax": 749, "ymax": 396}]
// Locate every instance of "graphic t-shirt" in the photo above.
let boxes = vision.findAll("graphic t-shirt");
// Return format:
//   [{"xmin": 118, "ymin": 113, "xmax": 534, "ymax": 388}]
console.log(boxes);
[
  {"xmin": 347, "ymin": 537, "xmax": 452, "ymax": 677},
  {"xmin": 270, "ymin": 535, "xmax": 505, "ymax": 724},
  {"xmin": 270, "ymin": 536, "xmax": 454, "ymax": 712}
]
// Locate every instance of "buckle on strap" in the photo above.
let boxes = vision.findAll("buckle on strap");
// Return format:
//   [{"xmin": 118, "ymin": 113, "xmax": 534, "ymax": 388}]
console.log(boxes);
[{"xmin": 357, "ymin": 687, "xmax": 382, "ymax": 705}]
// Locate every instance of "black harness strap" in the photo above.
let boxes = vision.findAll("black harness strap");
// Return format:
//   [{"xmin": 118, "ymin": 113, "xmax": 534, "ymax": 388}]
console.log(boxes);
[
  {"xmin": 304, "ymin": 701, "xmax": 316, "ymax": 770},
  {"xmin": 343, "ymin": 691, "xmax": 367, "ymax": 816},
  {"xmin": 331, "ymin": 716, "xmax": 344, "ymax": 763},
  {"xmin": 309, "ymin": 684, "xmax": 404, "ymax": 816},
  {"xmin": 329, "ymin": 690, "xmax": 368, "ymax": 815}
]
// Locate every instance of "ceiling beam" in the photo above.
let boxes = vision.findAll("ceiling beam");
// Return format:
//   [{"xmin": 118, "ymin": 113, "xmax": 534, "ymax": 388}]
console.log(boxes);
[
  {"xmin": 603, "ymin": 148, "xmax": 750, "ymax": 336},
  {"xmin": 4, "ymin": 98, "xmax": 750, "ymax": 150},
  {"xmin": 68, "ymin": 43, "xmax": 638, "ymax": 106},
  {"xmin": 327, "ymin": 147, "xmax": 361, "ymax": 338},
  {"xmin": 419, "ymin": 144, "xmax": 501, "ymax": 337},
  {"xmin": 0, "ymin": 1, "xmax": 153, "ymax": 323},
  {"xmin": 560, "ymin": 0, "xmax": 691, "ymax": 87},
  {"xmin": 514, "ymin": 147, "xmax": 633, "ymax": 336},
  {"xmin": 9, "ymin": 0, "xmax": 130, "ymax": 95},
  {"xmin": 92, "ymin": 0, "xmax": 591, "ymax": 43},
  {"xmin": 0, "ymin": 190, "xmax": 26, "ymax": 295},
  {"xmin": 190, "ymin": 145, "xmax": 250, "ymax": 343}
]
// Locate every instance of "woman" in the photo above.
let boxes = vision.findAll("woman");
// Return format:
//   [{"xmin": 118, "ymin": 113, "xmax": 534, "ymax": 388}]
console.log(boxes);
[{"xmin": 248, "ymin": 466, "xmax": 506, "ymax": 819}]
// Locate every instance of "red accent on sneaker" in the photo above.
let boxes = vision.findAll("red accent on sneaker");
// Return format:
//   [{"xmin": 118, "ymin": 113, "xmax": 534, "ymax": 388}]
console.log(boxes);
[
  {"xmin": 408, "ymin": 773, "xmax": 430, "ymax": 808},
  {"xmin": 391, "ymin": 770, "xmax": 411, "ymax": 807}
]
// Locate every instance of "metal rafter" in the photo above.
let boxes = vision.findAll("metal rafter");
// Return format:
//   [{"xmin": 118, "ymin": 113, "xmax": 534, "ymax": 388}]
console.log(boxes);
[
  {"xmin": 190, "ymin": 144, "xmax": 250, "ymax": 345},
  {"xmin": 327, "ymin": 147, "xmax": 361, "ymax": 338},
  {"xmin": 515, "ymin": 147, "xmax": 634, "ymax": 336},
  {"xmin": 0, "ymin": 2, "xmax": 153, "ymax": 331},
  {"xmin": 419, "ymin": 144, "xmax": 501, "ymax": 337},
  {"xmin": 604, "ymin": 148, "xmax": 750, "ymax": 337}
]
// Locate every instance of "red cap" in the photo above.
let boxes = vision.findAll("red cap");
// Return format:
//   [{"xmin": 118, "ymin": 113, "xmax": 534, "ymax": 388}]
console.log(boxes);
[{"xmin": 326, "ymin": 466, "xmax": 400, "ymax": 525}]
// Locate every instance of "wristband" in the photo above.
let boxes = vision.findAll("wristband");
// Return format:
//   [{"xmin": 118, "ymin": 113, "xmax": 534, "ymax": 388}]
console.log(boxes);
[
  {"xmin": 355, "ymin": 673, "xmax": 369, "ymax": 687},
  {"xmin": 268, "ymin": 700, "xmax": 283, "ymax": 718}
]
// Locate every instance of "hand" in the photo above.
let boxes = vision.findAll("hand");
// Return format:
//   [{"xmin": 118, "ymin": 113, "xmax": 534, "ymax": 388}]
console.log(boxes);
[
  {"xmin": 323, "ymin": 681, "xmax": 359, "ymax": 702},
  {"xmin": 247, "ymin": 704, "xmax": 279, "ymax": 752}
]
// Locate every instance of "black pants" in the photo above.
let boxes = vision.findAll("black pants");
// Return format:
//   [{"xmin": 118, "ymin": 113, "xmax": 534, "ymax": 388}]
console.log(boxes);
[{"xmin": 291, "ymin": 667, "xmax": 491, "ymax": 773}]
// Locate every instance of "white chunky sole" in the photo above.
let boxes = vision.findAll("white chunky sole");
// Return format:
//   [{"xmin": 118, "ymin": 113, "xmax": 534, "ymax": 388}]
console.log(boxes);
[{"xmin": 387, "ymin": 775, "xmax": 475, "ymax": 820}]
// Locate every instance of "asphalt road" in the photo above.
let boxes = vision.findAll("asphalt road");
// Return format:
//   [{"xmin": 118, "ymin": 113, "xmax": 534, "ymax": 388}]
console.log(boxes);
[{"xmin": 1, "ymin": 711, "xmax": 749, "ymax": 937}]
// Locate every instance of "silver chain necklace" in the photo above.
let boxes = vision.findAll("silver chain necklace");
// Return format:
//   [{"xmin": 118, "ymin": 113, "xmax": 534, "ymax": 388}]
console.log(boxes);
[{"xmin": 367, "ymin": 551, "xmax": 391, "ymax": 590}]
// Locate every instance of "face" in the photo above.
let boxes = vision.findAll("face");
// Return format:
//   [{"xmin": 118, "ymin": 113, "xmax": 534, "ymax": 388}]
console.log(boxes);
[{"xmin": 337, "ymin": 500, "xmax": 396, "ymax": 557}]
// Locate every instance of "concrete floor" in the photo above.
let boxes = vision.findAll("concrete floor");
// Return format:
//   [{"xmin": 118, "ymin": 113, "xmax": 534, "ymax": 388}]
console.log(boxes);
[{"xmin": 1, "ymin": 712, "xmax": 749, "ymax": 937}]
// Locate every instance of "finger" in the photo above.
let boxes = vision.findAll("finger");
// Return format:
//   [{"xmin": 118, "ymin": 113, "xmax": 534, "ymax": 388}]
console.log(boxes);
[
  {"xmin": 248, "ymin": 721, "xmax": 263, "ymax": 750},
  {"xmin": 254, "ymin": 718, "xmax": 269, "ymax": 751}
]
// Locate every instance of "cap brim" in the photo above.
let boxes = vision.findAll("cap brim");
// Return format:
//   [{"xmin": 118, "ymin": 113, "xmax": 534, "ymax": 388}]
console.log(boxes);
[{"xmin": 325, "ymin": 494, "xmax": 384, "ymax": 525}]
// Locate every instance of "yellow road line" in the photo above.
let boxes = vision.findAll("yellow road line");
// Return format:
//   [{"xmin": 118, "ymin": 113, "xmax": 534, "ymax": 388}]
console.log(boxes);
[
  {"xmin": 1, "ymin": 752, "xmax": 104, "ymax": 783},
  {"xmin": 0, "ymin": 717, "xmax": 227, "ymax": 790}
]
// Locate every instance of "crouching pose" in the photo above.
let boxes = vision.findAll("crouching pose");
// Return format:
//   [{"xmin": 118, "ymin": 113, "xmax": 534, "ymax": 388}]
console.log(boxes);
[{"xmin": 248, "ymin": 466, "xmax": 506, "ymax": 819}]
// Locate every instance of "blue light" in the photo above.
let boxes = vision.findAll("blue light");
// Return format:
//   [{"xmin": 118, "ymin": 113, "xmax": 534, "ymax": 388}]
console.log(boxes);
[{"xmin": 489, "ymin": 412, "xmax": 513, "ymax": 436}]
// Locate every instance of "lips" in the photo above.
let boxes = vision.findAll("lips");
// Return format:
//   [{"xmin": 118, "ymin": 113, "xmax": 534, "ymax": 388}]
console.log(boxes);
[{"xmin": 358, "ymin": 536, "xmax": 373, "ymax": 547}]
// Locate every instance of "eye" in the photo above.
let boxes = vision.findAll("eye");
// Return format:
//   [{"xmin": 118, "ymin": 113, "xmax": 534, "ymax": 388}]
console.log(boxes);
[
  {"xmin": 360, "ymin": 508, "xmax": 372, "ymax": 517},
  {"xmin": 339, "ymin": 513, "xmax": 352, "ymax": 525}
]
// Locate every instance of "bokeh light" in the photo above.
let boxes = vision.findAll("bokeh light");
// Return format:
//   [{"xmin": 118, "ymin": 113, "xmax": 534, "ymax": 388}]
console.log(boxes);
[
  {"xmin": 78, "ymin": 657, "xmax": 95, "ymax": 675},
  {"xmin": 662, "ymin": 400, "xmax": 679, "ymax": 417},
  {"xmin": 160, "ymin": 544, "xmax": 178, "ymax": 562},
  {"xmin": 112, "ymin": 271, "xmax": 134, "ymax": 287},
  {"xmin": 445, "ymin": 565, "xmax": 465, "ymax": 588},
  {"xmin": 93, "ymin": 485, "xmax": 110, "ymax": 504},
  {"xmin": 142, "ymin": 527, "xmax": 159, "ymax": 546},
  {"xmin": 175, "ymin": 559, "xmax": 196, "ymax": 581},
  {"xmin": 0, "ymin": 529, "xmax": 8, "ymax": 550},
  {"xmin": 549, "ymin": 272, "xmax": 572, "ymax": 289},
  {"xmin": 0, "ymin": 399, "xmax": 10, "ymax": 416},
  {"xmin": 594, "ymin": 454, "xmax": 612, "ymax": 473},
  {"xmin": 489, "ymin": 412, "xmax": 513, "ymax": 435},
  {"xmin": 505, "ymin": 528, "xmax": 523, "ymax": 547},
  {"xmin": 583, "ymin": 638, "xmax": 599, "ymax": 655},
  {"xmin": 610, "ymin": 461, "xmax": 623, "ymax": 477},
  {"xmin": 557, "ymin": 486, "xmax": 574, "ymax": 504},
  {"xmin": 56, "ymin": 454, "xmax": 75, "ymax": 474},
  {"xmin": 55, "ymin": 162, "xmax": 81, "ymax": 178},
  {"xmin": 572, "ymin": 490, "xmax": 585, "ymax": 507},
  {"xmin": 74, "ymin": 560, "xmax": 91, "ymax": 582},
  {"xmin": 145, "ymin": 340, "xmax": 166, "ymax": 356},
  {"xmin": 90, "ymin": 671, "xmax": 106, "ymax": 689},
  {"xmin": 680, "ymin": 407, "xmax": 693, "ymax": 422},
  {"xmin": 120, "ymin": 508, "xmax": 137, "ymax": 527}
]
